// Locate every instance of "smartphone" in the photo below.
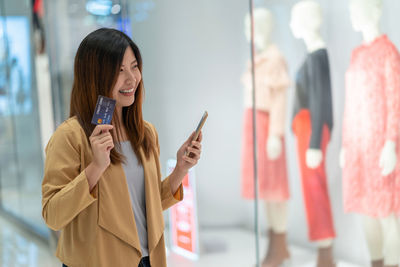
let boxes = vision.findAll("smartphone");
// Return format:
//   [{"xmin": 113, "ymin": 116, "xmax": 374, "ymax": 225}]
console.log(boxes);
[
  {"xmin": 192, "ymin": 111, "xmax": 208, "ymax": 141},
  {"xmin": 187, "ymin": 111, "xmax": 207, "ymax": 158}
]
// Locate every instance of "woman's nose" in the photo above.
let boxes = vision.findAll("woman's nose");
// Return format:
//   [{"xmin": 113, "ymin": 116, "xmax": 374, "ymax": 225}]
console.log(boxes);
[
  {"xmin": 126, "ymin": 79, "xmax": 136, "ymax": 87},
  {"xmin": 126, "ymin": 73, "xmax": 136, "ymax": 86}
]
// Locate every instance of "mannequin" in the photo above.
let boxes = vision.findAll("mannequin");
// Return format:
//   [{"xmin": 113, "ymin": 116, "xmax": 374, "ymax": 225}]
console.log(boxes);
[
  {"xmin": 241, "ymin": 8, "xmax": 291, "ymax": 267},
  {"xmin": 290, "ymin": 1, "xmax": 336, "ymax": 266},
  {"xmin": 341, "ymin": 0, "xmax": 400, "ymax": 266}
]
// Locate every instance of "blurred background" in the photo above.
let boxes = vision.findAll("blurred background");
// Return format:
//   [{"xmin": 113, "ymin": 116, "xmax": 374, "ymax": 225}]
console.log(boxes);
[{"xmin": 0, "ymin": 0, "xmax": 400, "ymax": 266}]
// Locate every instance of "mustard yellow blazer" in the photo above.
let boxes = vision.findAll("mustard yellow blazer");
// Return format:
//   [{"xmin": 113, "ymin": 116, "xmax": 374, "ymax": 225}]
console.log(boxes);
[{"xmin": 42, "ymin": 117, "xmax": 183, "ymax": 267}]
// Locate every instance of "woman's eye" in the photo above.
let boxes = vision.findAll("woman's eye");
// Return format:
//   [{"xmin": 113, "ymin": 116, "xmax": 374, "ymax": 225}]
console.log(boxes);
[
  {"xmin": 120, "ymin": 69, "xmax": 124, "ymax": 72},
  {"xmin": 132, "ymin": 65, "xmax": 138, "ymax": 69}
]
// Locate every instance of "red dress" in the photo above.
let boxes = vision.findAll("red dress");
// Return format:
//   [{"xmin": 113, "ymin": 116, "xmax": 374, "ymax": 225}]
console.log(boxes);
[
  {"xmin": 241, "ymin": 45, "xmax": 290, "ymax": 201},
  {"xmin": 342, "ymin": 35, "xmax": 400, "ymax": 217},
  {"xmin": 292, "ymin": 48, "xmax": 335, "ymax": 241},
  {"xmin": 293, "ymin": 110, "xmax": 335, "ymax": 240}
]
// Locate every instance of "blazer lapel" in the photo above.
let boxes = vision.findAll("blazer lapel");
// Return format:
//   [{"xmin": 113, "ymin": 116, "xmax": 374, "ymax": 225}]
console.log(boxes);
[
  {"xmin": 98, "ymin": 163, "xmax": 142, "ymax": 254},
  {"xmin": 139, "ymin": 148, "xmax": 164, "ymax": 254}
]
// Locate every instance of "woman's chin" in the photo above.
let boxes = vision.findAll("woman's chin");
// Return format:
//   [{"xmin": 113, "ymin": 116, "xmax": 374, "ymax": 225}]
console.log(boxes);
[{"xmin": 117, "ymin": 97, "xmax": 135, "ymax": 108}]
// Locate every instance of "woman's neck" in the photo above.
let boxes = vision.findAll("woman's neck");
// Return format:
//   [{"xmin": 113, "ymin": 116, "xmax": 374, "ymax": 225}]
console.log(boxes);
[
  {"xmin": 118, "ymin": 127, "xmax": 129, "ymax": 142},
  {"xmin": 116, "ymin": 107, "xmax": 124, "ymax": 125},
  {"xmin": 115, "ymin": 107, "xmax": 129, "ymax": 141}
]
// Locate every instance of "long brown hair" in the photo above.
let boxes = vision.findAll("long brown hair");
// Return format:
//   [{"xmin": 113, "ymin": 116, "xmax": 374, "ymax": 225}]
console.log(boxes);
[{"xmin": 69, "ymin": 28, "xmax": 155, "ymax": 164}]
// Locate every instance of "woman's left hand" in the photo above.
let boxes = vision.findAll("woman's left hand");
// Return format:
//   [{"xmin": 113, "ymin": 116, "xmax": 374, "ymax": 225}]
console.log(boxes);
[{"xmin": 175, "ymin": 131, "xmax": 203, "ymax": 174}]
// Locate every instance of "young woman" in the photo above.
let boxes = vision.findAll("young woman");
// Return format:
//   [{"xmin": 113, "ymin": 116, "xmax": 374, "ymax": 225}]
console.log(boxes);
[{"xmin": 41, "ymin": 28, "xmax": 202, "ymax": 267}]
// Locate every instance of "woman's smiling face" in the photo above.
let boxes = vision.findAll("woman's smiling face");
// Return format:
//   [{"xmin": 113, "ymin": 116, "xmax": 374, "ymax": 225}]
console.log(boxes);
[{"xmin": 112, "ymin": 46, "xmax": 142, "ymax": 109}]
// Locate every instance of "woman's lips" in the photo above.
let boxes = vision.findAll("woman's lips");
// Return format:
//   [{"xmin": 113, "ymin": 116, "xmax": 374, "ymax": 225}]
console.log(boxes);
[{"xmin": 119, "ymin": 88, "xmax": 135, "ymax": 96}]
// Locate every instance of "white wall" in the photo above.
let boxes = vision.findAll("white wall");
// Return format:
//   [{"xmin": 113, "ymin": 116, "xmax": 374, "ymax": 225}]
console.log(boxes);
[
  {"xmin": 132, "ymin": 0, "xmax": 251, "ymax": 229},
  {"xmin": 131, "ymin": 0, "xmax": 400, "ymax": 264}
]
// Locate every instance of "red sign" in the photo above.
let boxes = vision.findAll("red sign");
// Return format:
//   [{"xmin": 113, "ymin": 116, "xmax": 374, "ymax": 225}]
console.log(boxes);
[{"xmin": 167, "ymin": 159, "xmax": 199, "ymax": 260}]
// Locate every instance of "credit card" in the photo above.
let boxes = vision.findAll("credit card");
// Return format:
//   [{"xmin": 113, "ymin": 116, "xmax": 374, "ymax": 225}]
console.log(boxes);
[{"xmin": 91, "ymin": 95, "xmax": 116, "ymax": 125}]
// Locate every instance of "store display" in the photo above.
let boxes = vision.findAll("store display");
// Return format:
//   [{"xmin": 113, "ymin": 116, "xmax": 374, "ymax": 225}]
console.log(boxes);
[
  {"xmin": 241, "ymin": 8, "xmax": 291, "ymax": 266},
  {"xmin": 341, "ymin": 0, "xmax": 400, "ymax": 265},
  {"xmin": 290, "ymin": 1, "xmax": 335, "ymax": 266}
]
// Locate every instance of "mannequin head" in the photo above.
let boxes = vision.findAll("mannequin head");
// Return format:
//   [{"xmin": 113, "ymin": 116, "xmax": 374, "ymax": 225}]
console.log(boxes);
[
  {"xmin": 349, "ymin": 0, "xmax": 382, "ymax": 33},
  {"xmin": 290, "ymin": 0, "xmax": 322, "ymax": 40},
  {"xmin": 244, "ymin": 8, "xmax": 273, "ymax": 51}
]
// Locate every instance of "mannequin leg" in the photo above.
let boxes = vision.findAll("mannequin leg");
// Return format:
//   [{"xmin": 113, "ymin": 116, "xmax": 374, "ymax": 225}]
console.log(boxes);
[
  {"xmin": 316, "ymin": 238, "xmax": 335, "ymax": 267},
  {"xmin": 262, "ymin": 201, "xmax": 275, "ymax": 264},
  {"xmin": 263, "ymin": 201, "xmax": 290, "ymax": 267},
  {"xmin": 293, "ymin": 111, "xmax": 336, "ymax": 241},
  {"xmin": 363, "ymin": 215, "xmax": 384, "ymax": 267},
  {"xmin": 380, "ymin": 214, "xmax": 400, "ymax": 267}
]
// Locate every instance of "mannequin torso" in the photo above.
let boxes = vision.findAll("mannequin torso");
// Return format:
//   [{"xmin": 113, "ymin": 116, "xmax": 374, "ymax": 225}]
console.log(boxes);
[
  {"xmin": 243, "ymin": 8, "xmax": 290, "ymax": 160},
  {"xmin": 290, "ymin": 1, "xmax": 332, "ymax": 169},
  {"xmin": 342, "ymin": 0, "xmax": 397, "ymax": 176}
]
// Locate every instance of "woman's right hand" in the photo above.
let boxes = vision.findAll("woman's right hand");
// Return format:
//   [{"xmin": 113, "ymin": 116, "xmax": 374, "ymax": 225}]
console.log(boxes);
[{"xmin": 89, "ymin": 124, "xmax": 114, "ymax": 172}]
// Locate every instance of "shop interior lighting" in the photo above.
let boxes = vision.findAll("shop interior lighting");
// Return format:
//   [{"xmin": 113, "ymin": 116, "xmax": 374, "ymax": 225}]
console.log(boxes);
[
  {"xmin": 86, "ymin": 0, "xmax": 113, "ymax": 16},
  {"xmin": 111, "ymin": 4, "xmax": 121, "ymax": 15}
]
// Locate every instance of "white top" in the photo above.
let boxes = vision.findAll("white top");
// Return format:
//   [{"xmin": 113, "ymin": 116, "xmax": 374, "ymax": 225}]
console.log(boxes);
[{"xmin": 120, "ymin": 141, "xmax": 148, "ymax": 257}]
